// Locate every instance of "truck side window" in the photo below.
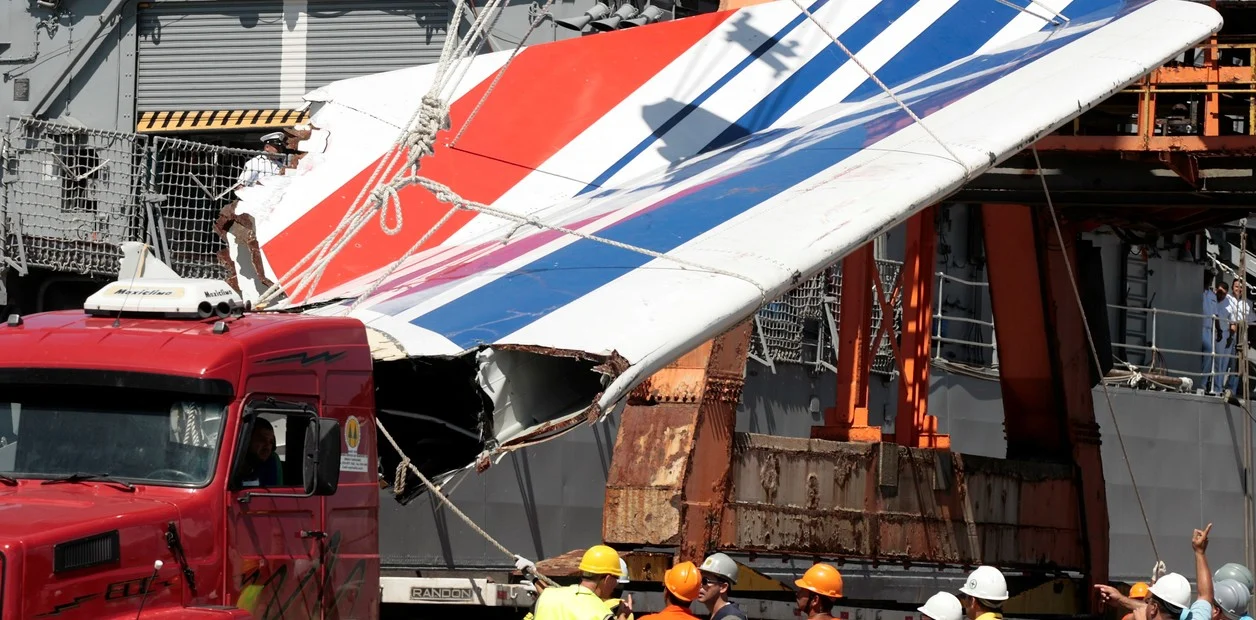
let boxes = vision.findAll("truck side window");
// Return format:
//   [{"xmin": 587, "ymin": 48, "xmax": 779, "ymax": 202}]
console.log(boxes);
[{"xmin": 236, "ymin": 411, "xmax": 311, "ymax": 489}]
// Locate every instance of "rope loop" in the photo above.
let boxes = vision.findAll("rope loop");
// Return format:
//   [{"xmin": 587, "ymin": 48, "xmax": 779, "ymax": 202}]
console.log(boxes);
[
  {"xmin": 394, "ymin": 456, "xmax": 411, "ymax": 496},
  {"xmin": 372, "ymin": 185, "xmax": 404, "ymax": 236}
]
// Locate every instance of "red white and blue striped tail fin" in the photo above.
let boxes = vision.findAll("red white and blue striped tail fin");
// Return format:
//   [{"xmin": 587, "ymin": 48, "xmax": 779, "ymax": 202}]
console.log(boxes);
[{"xmin": 227, "ymin": 0, "xmax": 1219, "ymax": 460}]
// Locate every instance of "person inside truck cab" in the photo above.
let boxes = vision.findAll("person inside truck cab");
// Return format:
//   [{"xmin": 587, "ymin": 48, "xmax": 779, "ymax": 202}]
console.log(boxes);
[{"xmin": 238, "ymin": 418, "xmax": 282, "ymax": 487}]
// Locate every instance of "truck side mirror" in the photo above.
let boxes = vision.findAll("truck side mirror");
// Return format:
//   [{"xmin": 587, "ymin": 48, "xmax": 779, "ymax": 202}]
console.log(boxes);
[{"xmin": 303, "ymin": 418, "xmax": 341, "ymax": 496}]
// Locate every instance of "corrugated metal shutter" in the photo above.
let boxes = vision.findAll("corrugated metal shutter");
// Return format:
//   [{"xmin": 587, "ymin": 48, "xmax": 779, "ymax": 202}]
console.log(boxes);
[
  {"xmin": 137, "ymin": 1, "xmax": 286, "ymax": 111},
  {"xmin": 305, "ymin": 0, "xmax": 450, "ymax": 91}
]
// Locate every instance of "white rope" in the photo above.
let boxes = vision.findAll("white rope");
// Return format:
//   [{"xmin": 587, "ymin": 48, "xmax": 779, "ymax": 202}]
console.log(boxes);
[
  {"xmin": 255, "ymin": 0, "xmax": 505, "ymax": 308},
  {"xmin": 784, "ymin": 0, "xmax": 971, "ymax": 174},
  {"xmin": 377, "ymin": 417, "xmax": 559, "ymax": 587},
  {"xmin": 449, "ymin": 0, "xmax": 559, "ymax": 147},
  {"xmin": 1032, "ymin": 145, "xmax": 1161, "ymax": 564}
]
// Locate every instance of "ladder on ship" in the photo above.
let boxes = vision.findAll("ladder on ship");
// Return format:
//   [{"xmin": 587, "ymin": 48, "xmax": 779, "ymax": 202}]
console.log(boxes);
[{"xmin": 1122, "ymin": 244, "xmax": 1151, "ymax": 368}]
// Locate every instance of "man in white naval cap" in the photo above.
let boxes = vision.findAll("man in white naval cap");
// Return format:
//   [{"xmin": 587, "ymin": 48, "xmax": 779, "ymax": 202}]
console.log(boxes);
[{"xmin": 236, "ymin": 131, "xmax": 287, "ymax": 188}]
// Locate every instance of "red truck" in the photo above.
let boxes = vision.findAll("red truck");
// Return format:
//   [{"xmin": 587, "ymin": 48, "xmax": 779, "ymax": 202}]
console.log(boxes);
[{"xmin": 0, "ymin": 243, "xmax": 388, "ymax": 618}]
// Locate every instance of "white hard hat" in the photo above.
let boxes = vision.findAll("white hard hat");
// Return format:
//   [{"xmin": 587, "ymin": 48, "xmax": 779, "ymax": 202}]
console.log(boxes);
[
  {"xmin": 1148, "ymin": 573, "xmax": 1192, "ymax": 612},
  {"xmin": 618, "ymin": 558, "xmax": 630, "ymax": 585},
  {"xmin": 919, "ymin": 592, "xmax": 964, "ymax": 620},
  {"xmin": 959, "ymin": 566, "xmax": 1009, "ymax": 602},
  {"xmin": 699, "ymin": 552, "xmax": 739, "ymax": 584}
]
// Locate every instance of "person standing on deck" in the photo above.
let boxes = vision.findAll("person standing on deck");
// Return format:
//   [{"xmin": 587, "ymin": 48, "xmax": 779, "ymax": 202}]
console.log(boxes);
[
  {"xmin": 236, "ymin": 132, "xmax": 287, "ymax": 188},
  {"xmin": 1203, "ymin": 274, "xmax": 1228, "ymax": 394},
  {"xmin": 638, "ymin": 562, "xmax": 701, "ymax": 620},
  {"xmin": 794, "ymin": 563, "xmax": 844, "ymax": 620},
  {"xmin": 958, "ymin": 566, "xmax": 1009, "ymax": 620},
  {"xmin": 1224, "ymin": 279, "xmax": 1255, "ymax": 396},
  {"xmin": 698, "ymin": 553, "xmax": 748, "ymax": 620}
]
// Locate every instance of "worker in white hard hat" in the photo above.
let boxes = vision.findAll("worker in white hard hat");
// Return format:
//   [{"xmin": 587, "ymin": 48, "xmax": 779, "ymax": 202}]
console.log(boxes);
[
  {"xmin": 920, "ymin": 592, "xmax": 964, "ymax": 620},
  {"xmin": 698, "ymin": 552, "xmax": 747, "ymax": 619},
  {"xmin": 1099, "ymin": 525, "xmax": 1216, "ymax": 620},
  {"xmin": 604, "ymin": 559, "xmax": 635, "ymax": 620},
  {"xmin": 236, "ymin": 131, "xmax": 287, "ymax": 188},
  {"xmin": 958, "ymin": 566, "xmax": 1009, "ymax": 620}
]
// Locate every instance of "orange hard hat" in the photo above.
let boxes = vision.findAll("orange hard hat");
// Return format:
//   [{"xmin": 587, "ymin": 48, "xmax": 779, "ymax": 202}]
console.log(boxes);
[
  {"xmin": 795, "ymin": 563, "xmax": 844, "ymax": 599},
  {"xmin": 1130, "ymin": 582, "xmax": 1150, "ymax": 599},
  {"xmin": 664, "ymin": 561, "xmax": 702, "ymax": 602}
]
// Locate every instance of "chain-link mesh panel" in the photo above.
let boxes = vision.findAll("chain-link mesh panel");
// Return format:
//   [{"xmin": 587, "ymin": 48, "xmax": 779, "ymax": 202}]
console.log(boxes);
[
  {"xmin": 750, "ymin": 258, "xmax": 903, "ymax": 376},
  {"xmin": 3, "ymin": 119, "xmax": 147, "ymax": 274},
  {"xmin": 146, "ymin": 135, "xmax": 264, "ymax": 279},
  {"xmin": 2, "ymin": 118, "xmax": 265, "ymax": 278}
]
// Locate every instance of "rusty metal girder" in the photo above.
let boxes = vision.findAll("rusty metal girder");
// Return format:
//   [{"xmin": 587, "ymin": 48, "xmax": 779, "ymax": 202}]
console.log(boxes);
[
  {"xmin": 718, "ymin": 434, "xmax": 1086, "ymax": 570},
  {"xmin": 603, "ymin": 321, "xmax": 753, "ymax": 560}
]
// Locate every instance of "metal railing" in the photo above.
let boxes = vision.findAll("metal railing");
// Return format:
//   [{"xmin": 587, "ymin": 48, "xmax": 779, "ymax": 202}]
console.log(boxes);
[
  {"xmin": 928, "ymin": 273, "xmax": 1246, "ymax": 392},
  {"xmin": 932, "ymin": 272, "xmax": 996, "ymax": 368},
  {"xmin": 1, "ymin": 117, "xmax": 267, "ymax": 279}
]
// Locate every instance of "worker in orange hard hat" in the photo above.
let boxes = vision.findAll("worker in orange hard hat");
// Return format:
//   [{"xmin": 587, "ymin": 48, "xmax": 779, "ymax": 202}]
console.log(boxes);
[
  {"xmin": 1121, "ymin": 583, "xmax": 1151, "ymax": 620},
  {"xmin": 795, "ymin": 563, "xmax": 844, "ymax": 619},
  {"xmin": 639, "ymin": 562, "xmax": 702, "ymax": 619}
]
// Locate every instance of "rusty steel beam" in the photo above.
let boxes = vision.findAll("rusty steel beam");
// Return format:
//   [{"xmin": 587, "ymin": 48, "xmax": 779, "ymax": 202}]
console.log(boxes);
[
  {"xmin": 602, "ymin": 321, "xmax": 753, "ymax": 562},
  {"xmin": 717, "ymin": 434, "xmax": 1086, "ymax": 569}
]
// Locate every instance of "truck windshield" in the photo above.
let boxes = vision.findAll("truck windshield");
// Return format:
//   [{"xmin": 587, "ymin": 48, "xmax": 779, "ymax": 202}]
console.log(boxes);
[{"xmin": 0, "ymin": 393, "xmax": 227, "ymax": 487}]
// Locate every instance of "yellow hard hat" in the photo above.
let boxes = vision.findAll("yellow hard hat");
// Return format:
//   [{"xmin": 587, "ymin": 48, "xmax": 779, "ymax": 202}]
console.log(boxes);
[{"xmin": 579, "ymin": 545, "xmax": 623, "ymax": 576}]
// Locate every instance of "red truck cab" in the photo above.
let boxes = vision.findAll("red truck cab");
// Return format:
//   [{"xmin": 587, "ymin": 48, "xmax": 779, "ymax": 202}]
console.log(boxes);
[{"xmin": 0, "ymin": 244, "xmax": 380, "ymax": 618}]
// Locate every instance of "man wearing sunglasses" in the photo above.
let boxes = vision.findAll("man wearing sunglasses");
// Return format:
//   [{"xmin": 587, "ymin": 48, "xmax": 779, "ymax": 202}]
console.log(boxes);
[{"xmin": 698, "ymin": 553, "xmax": 747, "ymax": 619}]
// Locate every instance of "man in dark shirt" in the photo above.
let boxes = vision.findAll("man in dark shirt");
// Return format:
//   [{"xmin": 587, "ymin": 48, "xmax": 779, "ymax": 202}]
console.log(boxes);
[{"xmin": 698, "ymin": 553, "xmax": 747, "ymax": 619}]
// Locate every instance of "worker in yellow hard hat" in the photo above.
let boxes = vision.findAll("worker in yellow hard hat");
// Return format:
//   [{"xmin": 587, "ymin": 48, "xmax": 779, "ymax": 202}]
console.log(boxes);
[
  {"xmin": 530, "ymin": 545, "xmax": 634, "ymax": 620},
  {"xmin": 639, "ymin": 562, "xmax": 702, "ymax": 619},
  {"xmin": 795, "ymin": 563, "xmax": 844, "ymax": 620}
]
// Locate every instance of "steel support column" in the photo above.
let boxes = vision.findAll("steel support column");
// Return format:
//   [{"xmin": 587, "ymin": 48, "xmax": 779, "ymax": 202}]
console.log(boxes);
[
  {"xmin": 1040, "ymin": 212, "xmax": 1109, "ymax": 604},
  {"xmin": 982, "ymin": 203, "xmax": 1107, "ymax": 608},
  {"xmin": 813, "ymin": 243, "xmax": 882, "ymax": 442},
  {"xmin": 894, "ymin": 207, "xmax": 948, "ymax": 449},
  {"xmin": 981, "ymin": 204, "xmax": 1068, "ymax": 458}
]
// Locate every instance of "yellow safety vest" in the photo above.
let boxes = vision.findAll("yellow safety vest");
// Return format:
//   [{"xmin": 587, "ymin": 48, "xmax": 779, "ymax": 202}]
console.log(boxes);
[{"xmin": 530, "ymin": 584, "xmax": 614, "ymax": 620}]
